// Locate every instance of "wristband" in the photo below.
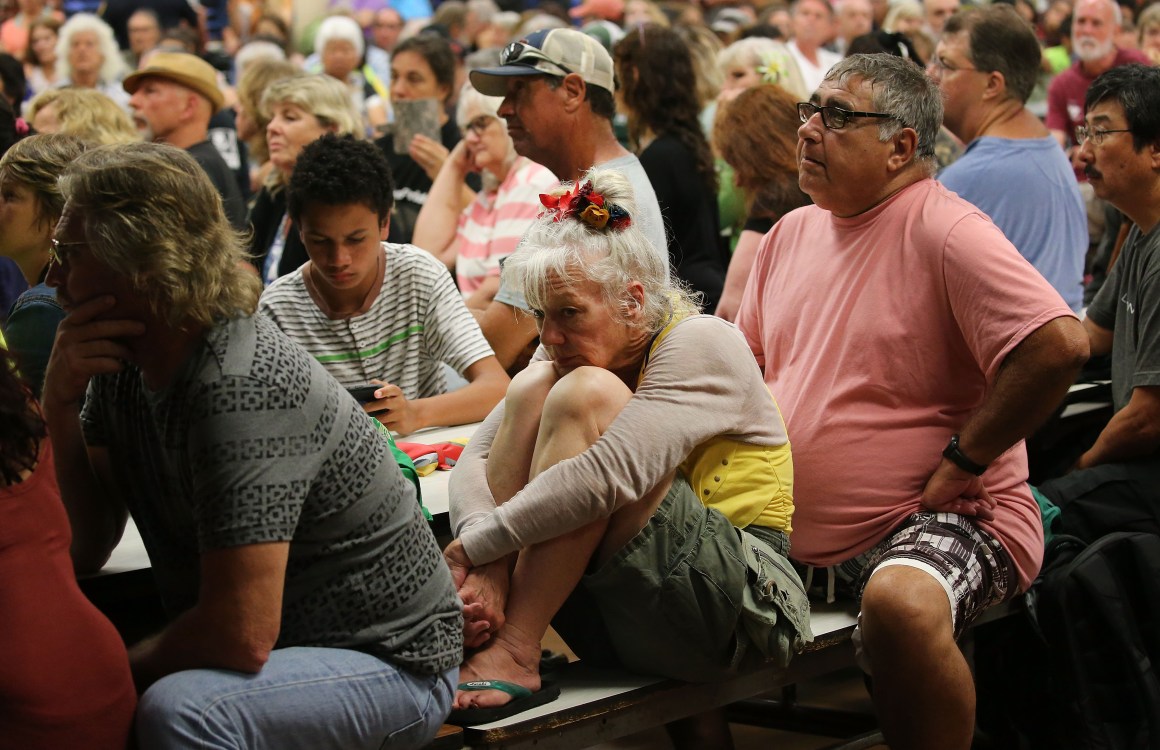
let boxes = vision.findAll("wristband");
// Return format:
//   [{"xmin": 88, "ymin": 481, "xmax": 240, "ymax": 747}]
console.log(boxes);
[{"xmin": 942, "ymin": 434, "xmax": 987, "ymax": 476}]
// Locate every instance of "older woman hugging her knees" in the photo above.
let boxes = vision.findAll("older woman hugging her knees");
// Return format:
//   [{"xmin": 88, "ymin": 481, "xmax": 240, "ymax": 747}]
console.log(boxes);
[{"xmin": 443, "ymin": 167, "xmax": 812, "ymax": 738}]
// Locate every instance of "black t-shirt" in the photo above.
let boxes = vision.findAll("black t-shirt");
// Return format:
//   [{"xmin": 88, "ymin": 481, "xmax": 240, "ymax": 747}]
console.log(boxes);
[
  {"xmin": 187, "ymin": 140, "xmax": 247, "ymax": 231},
  {"xmin": 743, "ymin": 215, "xmax": 775, "ymax": 235},
  {"xmin": 639, "ymin": 134, "xmax": 728, "ymax": 314},
  {"xmin": 375, "ymin": 118, "xmax": 480, "ymax": 246}
]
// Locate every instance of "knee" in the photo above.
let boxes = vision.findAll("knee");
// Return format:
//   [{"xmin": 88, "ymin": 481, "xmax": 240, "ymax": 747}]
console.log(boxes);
[
  {"xmin": 504, "ymin": 361, "xmax": 559, "ymax": 413},
  {"xmin": 859, "ymin": 565, "xmax": 954, "ymax": 648},
  {"xmin": 136, "ymin": 673, "xmax": 236, "ymax": 749},
  {"xmin": 542, "ymin": 367, "xmax": 632, "ymax": 425},
  {"xmin": 136, "ymin": 674, "xmax": 195, "ymax": 747}
]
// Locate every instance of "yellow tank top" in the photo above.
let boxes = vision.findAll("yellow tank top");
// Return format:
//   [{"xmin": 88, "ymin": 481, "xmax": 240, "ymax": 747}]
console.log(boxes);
[{"xmin": 637, "ymin": 317, "xmax": 794, "ymax": 533}]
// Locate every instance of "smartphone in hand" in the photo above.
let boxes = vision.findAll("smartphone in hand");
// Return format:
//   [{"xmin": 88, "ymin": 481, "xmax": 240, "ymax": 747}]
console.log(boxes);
[{"xmin": 347, "ymin": 384, "xmax": 380, "ymax": 403}]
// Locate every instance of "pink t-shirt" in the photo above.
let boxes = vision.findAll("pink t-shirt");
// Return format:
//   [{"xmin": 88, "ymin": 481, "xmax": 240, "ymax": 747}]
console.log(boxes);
[
  {"xmin": 455, "ymin": 156, "xmax": 556, "ymax": 294},
  {"xmin": 735, "ymin": 178, "xmax": 1075, "ymax": 591}
]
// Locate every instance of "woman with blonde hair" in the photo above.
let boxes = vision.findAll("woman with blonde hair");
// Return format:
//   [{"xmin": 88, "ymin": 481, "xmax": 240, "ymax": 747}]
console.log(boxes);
[
  {"xmin": 1138, "ymin": 3, "xmax": 1160, "ymax": 64},
  {"xmin": 0, "ymin": 133, "xmax": 88, "ymax": 396},
  {"xmin": 413, "ymin": 83, "xmax": 555, "ymax": 310},
  {"xmin": 248, "ymin": 74, "xmax": 362, "ymax": 283},
  {"xmin": 716, "ymin": 36, "xmax": 807, "ymax": 100},
  {"xmin": 233, "ymin": 57, "xmax": 297, "ymax": 192},
  {"xmin": 26, "ymin": 87, "xmax": 136, "ymax": 144},
  {"xmin": 53, "ymin": 14, "xmax": 127, "ymax": 110}
]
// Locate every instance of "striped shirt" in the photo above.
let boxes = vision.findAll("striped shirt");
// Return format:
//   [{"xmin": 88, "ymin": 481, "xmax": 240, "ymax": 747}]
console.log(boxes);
[
  {"xmin": 455, "ymin": 156, "xmax": 556, "ymax": 294},
  {"xmin": 259, "ymin": 243, "xmax": 495, "ymax": 400}
]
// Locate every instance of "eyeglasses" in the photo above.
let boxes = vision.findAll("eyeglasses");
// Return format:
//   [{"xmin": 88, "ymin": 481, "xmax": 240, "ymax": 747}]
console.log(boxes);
[
  {"xmin": 797, "ymin": 101, "xmax": 897, "ymax": 130},
  {"xmin": 501, "ymin": 41, "xmax": 572, "ymax": 77},
  {"xmin": 463, "ymin": 114, "xmax": 496, "ymax": 137},
  {"xmin": 928, "ymin": 56, "xmax": 980, "ymax": 74},
  {"xmin": 1075, "ymin": 125, "xmax": 1131, "ymax": 146},
  {"xmin": 49, "ymin": 238, "xmax": 85, "ymax": 266}
]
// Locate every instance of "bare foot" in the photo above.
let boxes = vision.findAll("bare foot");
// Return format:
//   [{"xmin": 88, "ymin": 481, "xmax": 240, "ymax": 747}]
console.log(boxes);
[
  {"xmin": 454, "ymin": 624, "xmax": 543, "ymax": 710},
  {"xmin": 459, "ymin": 559, "xmax": 511, "ymax": 649}
]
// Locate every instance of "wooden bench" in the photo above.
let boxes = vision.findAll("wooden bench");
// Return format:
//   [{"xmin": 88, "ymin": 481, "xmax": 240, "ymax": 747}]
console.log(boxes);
[
  {"xmin": 441, "ymin": 597, "xmax": 1022, "ymax": 749},
  {"xmin": 85, "ymin": 420, "xmax": 1030, "ymax": 749}
]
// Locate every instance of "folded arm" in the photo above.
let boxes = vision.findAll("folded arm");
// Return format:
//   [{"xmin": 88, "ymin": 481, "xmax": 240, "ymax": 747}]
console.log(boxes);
[{"xmin": 129, "ymin": 541, "xmax": 288, "ymax": 690}]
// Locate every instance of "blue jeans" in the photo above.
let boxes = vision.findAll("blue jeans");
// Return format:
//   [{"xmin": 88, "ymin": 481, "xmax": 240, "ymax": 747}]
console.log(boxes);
[{"xmin": 136, "ymin": 647, "xmax": 457, "ymax": 750}]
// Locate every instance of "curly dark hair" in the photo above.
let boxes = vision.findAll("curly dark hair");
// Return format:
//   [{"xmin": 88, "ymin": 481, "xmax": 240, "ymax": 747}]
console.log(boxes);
[
  {"xmin": 713, "ymin": 84, "xmax": 810, "ymax": 220},
  {"xmin": 287, "ymin": 134, "xmax": 395, "ymax": 223},
  {"xmin": 614, "ymin": 24, "xmax": 716, "ymax": 192},
  {"xmin": 0, "ymin": 356, "xmax": 44, "ymax": 486}
]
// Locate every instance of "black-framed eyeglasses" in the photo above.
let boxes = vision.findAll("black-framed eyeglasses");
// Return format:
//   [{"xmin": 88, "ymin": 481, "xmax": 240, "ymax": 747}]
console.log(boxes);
[
  {"xmin": 463, "ymin": 114, "xmax": 497, "ymax": 137},
  {"xmin": 1075, "ymin": 125, "xmax": 1131, "ymax": 146},
  {"xmin": 49, "ymin": 238, "xmax": 85, "ymax": 266},
  {"xmin": 797, "ymin": 101, "xmax": 897, "ymax": 130},
  {"xmin": 501, "ymin": 41, "xmax": 572, "ymax": 77}
]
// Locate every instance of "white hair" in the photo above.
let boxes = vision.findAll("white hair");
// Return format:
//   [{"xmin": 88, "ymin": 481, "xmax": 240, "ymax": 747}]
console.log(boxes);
[
  {"xmin": 455, "ymin": 82, "xmax": 504, "ymax": 129},
  {"xmin": 455, "ymin": 82, "xmax": 513, "ymax": 190},
  {"xmin": 504, "ymin": 167, "xmax": 697, "ymax": 332},
  {"xmin": 56, "ymin": 13, "xmax": 127, "ymax": 84},
  {"xmin": 314, "ymin": 14, "xmax": 365, "ymax": 58},
  {"xmin": 234, "ymin": 39, "xmax": 287, "ymax": 77},
  {"xmin": 466, "ymin": 0, "xmax": 500, "ymax": 24}
]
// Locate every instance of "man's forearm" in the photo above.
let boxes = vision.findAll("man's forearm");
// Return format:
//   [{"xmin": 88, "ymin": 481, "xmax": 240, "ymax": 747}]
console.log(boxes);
[
  {"xmin": 44, "ymin": 405, "xmax": 125, "ymax": 574},
  {"xmin": 129, "ymin": 605, "xmax": 274, "ymax": 691},
  {"xmin": 959, "ymin": 317, "xmax": 1089, "ymax": 464},
  {"xmin": 1077, "ymin": 399, "xmax": 1160, "ymax": 469}
]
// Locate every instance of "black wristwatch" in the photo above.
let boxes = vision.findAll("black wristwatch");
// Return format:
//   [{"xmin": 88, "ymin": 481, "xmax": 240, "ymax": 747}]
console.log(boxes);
[{"xmin": 942, "ymin": 434, "xmax": 988, "ymax": 476}]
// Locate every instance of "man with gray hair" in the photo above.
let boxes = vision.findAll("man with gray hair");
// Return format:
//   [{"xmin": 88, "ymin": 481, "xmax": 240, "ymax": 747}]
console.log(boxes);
[
  {"xmin": 933, "ymin": 4, "xmax": 1087, "ymax": 310},
  {"xmin": 736, "ymin": 54, "xmax": 1089, "ymax": 749},
  {"xmin": 1047, "ymin": 0, "xmax": 1149, "ymax": 161}
]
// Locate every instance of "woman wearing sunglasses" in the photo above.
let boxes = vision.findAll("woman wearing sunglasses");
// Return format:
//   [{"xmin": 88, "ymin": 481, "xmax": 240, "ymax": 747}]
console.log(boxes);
[{"xmin": 413, "ymin": 83, "xmax": 555, "ymax": 312}]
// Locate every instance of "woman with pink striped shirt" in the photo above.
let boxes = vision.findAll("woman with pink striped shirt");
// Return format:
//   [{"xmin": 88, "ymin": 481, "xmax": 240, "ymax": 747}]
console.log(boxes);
[{"xmin": 414, "ymin": 83, "xmax": 555, "ymax": 311}]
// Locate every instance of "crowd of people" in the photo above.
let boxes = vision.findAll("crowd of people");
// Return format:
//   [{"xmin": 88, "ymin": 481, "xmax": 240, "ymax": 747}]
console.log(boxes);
[{"xmin": 1, "ymin": 0, "xmax": 1158, "ymax": 748}]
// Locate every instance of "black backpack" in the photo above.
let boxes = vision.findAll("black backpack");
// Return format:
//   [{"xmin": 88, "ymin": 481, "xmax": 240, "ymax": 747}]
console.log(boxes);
[{"xmin": 980, "ymin": 532, "xmax": 1160, "ymax": 749}]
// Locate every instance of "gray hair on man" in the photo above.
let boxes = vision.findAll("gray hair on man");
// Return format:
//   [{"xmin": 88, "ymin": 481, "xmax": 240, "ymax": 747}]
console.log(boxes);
[{"xmin": 824, "ymin": 53, "xmax": 943, "ymax": 173}]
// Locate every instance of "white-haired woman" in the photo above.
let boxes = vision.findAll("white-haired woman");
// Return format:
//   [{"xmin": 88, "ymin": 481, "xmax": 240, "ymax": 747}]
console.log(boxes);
[
  {"xmin": 443, "ymin": 167, "xmax": 810, "ymax": 728},
  {"xmin": 312, "ymin": 14, "xmax": 388, "ymax": 136},
  {"xmin": 53, "ymin": 13, "xmax": 128, "ymax": 112},
  {"xmin": 248, "ymin": 74, "xmax": 362, "ymax": 283},
  {"xmin": 413, "ymin": 83, "xmax": 555, "ymax": 311}
]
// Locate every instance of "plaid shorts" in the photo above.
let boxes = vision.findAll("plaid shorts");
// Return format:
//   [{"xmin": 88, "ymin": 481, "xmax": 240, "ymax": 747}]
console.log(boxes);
[{"xmin": 835, "ymin": 511, "xmax": 1016, "ymax": 639}]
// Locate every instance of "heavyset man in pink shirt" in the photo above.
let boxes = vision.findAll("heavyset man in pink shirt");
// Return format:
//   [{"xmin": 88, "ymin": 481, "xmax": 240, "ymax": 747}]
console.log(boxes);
[{"xmin": 736, "ymin": 54, "xmax": 1090, "ymax": 750}]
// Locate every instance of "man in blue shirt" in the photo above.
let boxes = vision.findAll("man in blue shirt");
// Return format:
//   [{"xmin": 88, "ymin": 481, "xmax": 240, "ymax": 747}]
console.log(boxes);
[{"xmin": 933, "ymin": 4, "xmax": 1087, "ymax": 311}]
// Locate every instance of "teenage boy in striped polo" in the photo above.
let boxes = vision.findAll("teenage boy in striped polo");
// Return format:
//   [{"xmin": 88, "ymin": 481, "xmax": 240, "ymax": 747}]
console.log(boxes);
[{"xmin": 259, "ymin": 134, "xmax": 508, "ymax": 435}]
